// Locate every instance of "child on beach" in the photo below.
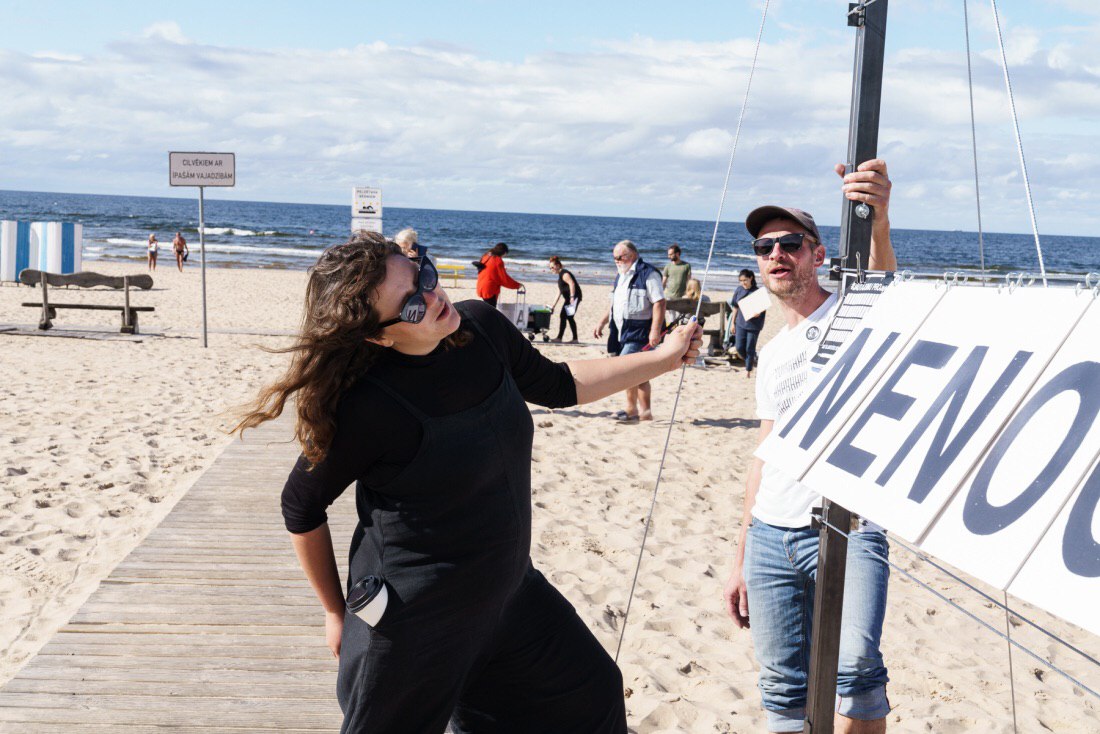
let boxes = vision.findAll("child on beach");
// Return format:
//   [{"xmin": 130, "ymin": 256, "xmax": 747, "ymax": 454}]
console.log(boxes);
[{"xmin": 237, "ymin": 232, "xmax": 702, "ymax": 732}]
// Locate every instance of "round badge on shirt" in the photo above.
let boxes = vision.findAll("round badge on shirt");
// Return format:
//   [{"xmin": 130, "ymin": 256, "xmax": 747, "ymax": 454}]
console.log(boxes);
[{"xmin": 806, "ymin": 326, "xmax": 821, "ymax": 340}]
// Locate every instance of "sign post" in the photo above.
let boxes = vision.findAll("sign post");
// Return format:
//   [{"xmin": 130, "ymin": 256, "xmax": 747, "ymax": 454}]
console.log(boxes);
[
  {"xmin": 803, "ymin": 3, "xmax": 888, "ymax": 733},
  {"xmin": 169, "ymin": 152, "xmax": 236, "ymax": 348}
]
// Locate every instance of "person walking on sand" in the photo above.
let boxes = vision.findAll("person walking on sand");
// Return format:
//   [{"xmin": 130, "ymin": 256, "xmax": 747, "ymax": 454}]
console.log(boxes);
[
  {"xmin": 475, "ymin": 242, "xmax": 522, "ymax": 307},
  {"xmin": 173, "ymin": 232, "xmax": 189, "ymax": 272},
  {"xmin": 662, "ymin": 244, "xmax": 692, "ymax": 300},
  {"xmin": 723, "ymin": 159, "xmax": 896, "ymax": 734},
  {"xmin": 236, "ymin": 232, "xmax": 702, "ymax": 732},
  {"xmin": 594, "ymin": 240, "xmax": 666, "ymax": 423},
  {"xmin": 548, "ymin": 256, "xmax": 582, "ymax": 343},
  {"xmin": 727, "ymin": 269, "xmax": 766, "ymax": 377},
  {"xmin": 147, "ymin": 233, "xmax": 158, "ymax": 271}
]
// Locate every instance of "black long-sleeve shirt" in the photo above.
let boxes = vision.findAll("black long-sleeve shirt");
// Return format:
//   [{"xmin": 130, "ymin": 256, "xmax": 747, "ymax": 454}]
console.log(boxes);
[{"xmin": 281, "ymin": 300, "xmax": 578, "ymax": 534}]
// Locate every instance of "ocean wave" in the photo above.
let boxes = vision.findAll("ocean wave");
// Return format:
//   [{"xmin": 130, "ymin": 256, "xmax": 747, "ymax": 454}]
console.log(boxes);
[
  {"xmin": 198, "ymin": 226, "xmax": 278, "ymax": 236},
  {"xmin": 106, "ymin": 237, "xmax": 147, "ymax": 246},
  {"xmin": 198, "ymin": 243, "xmax": 322, "ymax": 258}
]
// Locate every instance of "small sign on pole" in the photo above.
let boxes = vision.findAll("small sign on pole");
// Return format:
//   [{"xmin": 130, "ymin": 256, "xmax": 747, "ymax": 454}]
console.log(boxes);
[
  {"xmin": 352, "ymin": 186, "xmax": 382, "ymax": 235},
  {"xmin": 169, "ymin": 152, "xmax": 236, "ymax": 348},
  {"xmin": 351, "ymin": 217, "xmax": 384, "ymax": 234}
]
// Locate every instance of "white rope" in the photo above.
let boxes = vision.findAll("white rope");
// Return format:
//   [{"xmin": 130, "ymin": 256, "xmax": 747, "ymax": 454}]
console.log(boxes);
[
  {"xmin": 962, "ymin": 0, "xmax": 987, "ymax": 278},
  {"xmin": 989, "ymin": 0, "xmax": 1047, "ymax": 285},
  {"xmin": 614, "ymin": 0, "xmax": 771, "ymax": 663}
]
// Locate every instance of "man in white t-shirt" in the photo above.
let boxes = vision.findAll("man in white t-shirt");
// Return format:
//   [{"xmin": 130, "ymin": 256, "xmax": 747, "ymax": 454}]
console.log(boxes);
[{"xmin": 723, "ymin": 160, "xmax": 897, "ymax": 734}]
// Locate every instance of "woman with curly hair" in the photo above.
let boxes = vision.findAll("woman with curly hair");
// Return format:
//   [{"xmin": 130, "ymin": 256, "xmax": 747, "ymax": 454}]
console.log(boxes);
[{"xmin": 236, "ymin": 231, "xmax": 701, "ymax": 733}]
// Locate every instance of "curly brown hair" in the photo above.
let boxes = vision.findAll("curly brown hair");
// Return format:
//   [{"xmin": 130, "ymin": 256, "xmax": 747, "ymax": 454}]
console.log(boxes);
[{"xmin": 235, "ymin": 231, "xmax": 466, "ymax": 466}]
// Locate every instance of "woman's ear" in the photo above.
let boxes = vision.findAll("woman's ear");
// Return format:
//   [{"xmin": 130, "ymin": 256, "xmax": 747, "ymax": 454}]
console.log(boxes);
[{"xmin": 365, "ymin": 335, "xmax": 392, "ymax": 348}]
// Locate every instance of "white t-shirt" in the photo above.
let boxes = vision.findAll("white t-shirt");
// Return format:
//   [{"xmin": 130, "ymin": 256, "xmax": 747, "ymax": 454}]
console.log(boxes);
[
  {"xmin": 610, "ymin": 262, "xmax": 665, "ymax": 334},
  {"xmin": 752, "ymin": 292, "xmax": 839, "ymax": 528}
]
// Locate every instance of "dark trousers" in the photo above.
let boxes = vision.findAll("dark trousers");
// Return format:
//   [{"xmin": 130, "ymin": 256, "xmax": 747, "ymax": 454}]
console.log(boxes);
[
  {"xmin": 735, "ymin": 327, "xmax": 760, "ymax": 372},
  {"xmin": 556, "ymin": 299, "xmax": 580, "ymax": 340},
  {"xmin": 483, "ymin": 295, "xmax": 498, "ymax": 307},
  {"xmin": 338, "ymin": 569, "xmax": 627, "ymax": 734}
]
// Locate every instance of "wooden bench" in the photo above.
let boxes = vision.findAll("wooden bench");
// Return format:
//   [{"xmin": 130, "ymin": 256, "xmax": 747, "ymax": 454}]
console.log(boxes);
[
  {"xmin": 437, "ymin": 263, "xmax": 464, "ymax": 287},
  {"xmin": 666, "ymin": 298, "xmax": 731, "ymax": 354},
  {"xmin": 19, "ymin": 269, "xmax": 155, "ymax": 334}
]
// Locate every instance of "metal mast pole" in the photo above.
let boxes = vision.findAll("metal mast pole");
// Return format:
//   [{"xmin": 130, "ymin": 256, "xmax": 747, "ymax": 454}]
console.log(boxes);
[
  {"xmin": 199, "ymin": 186, "xmax": 208, "ymax": 349},
  {"xmin": 803, "ymin": 2, "xmax": 888, "ymax": 732}
]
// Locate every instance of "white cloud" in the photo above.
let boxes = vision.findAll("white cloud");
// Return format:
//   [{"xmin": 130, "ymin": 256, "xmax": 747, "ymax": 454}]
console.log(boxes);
[
  {"xmin": 0, "ymin": 19, "xmax": 1098, "ymax": 236},
  {"xmin": 678, "ymin": 128, "xmax": 734, "ymax": 159},
  {"xmin": 141, "ymin": 22, "xmax": 189, "ymax": 45}
]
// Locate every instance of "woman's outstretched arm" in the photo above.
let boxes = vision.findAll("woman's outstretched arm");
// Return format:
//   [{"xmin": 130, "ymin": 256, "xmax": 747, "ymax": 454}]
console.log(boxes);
[
  {"xmin": 569, "ymin": 322, "xmax": 702, "ymax": 404},
  {"xmin": 291, "ymin": 523, "xmax": 346, "ymax": 659}
]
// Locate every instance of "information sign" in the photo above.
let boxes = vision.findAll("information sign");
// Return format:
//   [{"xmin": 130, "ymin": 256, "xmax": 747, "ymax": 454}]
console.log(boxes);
[{"xmin": 169, "ymin": 152, "xmax": 236, "ymax": 187}]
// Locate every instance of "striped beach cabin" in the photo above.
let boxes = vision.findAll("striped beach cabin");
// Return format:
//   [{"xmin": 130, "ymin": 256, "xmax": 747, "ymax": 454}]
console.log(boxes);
[{"xmin": 0, "ymin": 221, "xmax": 83, "ymax": 282}]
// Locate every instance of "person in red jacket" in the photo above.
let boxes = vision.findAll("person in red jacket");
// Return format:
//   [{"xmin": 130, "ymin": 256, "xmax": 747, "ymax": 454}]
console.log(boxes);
[{"xmin": 476, "ymin": 242, "xmax": 523, "ymax": 307}]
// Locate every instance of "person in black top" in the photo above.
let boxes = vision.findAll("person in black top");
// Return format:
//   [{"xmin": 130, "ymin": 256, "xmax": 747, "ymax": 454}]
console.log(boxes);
[
  {"xmin": 236, "ymin": 232, "xmax": 702, "ymax": 734},
  {"xmin": 727, "ymin": 268, "xmax": 767, "ymax": 376},
  {"xmin": 548, "ymin": 255, "xmax": 582, "ymax": 343}
]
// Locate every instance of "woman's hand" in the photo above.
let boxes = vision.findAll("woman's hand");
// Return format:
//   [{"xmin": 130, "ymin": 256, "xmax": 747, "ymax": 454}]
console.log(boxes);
[
  {"xmin": 325, "ymin": 608, "xmax": 344, "ymax": 659},
  {"xmin": 656, "ymin": 321, "xmax": 703, "ymax": 369}
]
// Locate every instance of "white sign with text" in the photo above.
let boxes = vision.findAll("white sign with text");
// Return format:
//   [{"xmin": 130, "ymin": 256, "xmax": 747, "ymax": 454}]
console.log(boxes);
[
  {"xmin": 169, "ymin": 152, "xmax": 236, "ymax": 187},
  {"xmin": 353, "ymin": 187, "xmax": 383, "ymax": 218},
  {"xmin": 761, "ymin": 284, "xmax": 1100, "ymax": 637}
]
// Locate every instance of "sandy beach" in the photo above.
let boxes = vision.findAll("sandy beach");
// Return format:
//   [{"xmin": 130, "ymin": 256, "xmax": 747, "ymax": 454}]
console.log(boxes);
[{"xmin": 1, "ymin": 260, "xmax": 1097, "ymax": 732}]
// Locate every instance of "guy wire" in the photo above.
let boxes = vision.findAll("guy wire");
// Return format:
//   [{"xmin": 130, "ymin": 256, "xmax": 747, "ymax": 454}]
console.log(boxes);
[
  {"xmin": 1004, "ymin": 590, "xmax": 1020, "ymax": 734},
  {"xmin": 819, "ymin": 519, "xmax": 1100, "ymax": 704},
  {"xmin": 989, "ymin": 0, "xmax": 1047, "ymax": 286},
  {"xmin": 962, "ymin": 0, "xmax": 987, "ymax": 280},
  {"xmin": 614, "ymin": 0, "xmax": 772, "ymax": 663}
]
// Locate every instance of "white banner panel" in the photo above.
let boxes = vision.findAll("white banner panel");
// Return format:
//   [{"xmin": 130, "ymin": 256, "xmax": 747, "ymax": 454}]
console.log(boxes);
[
  {"xmin": 923, "ymin": 297, "xmax": 1100, "ymax": 589},
  {"xmin": 798, "ymin": 287, "xmax": 1092, "ymax": 541},
  {"xmin": 757, "ymin": 281, "xmax": 944, "ymax": 479},
  {"xmin": 1010, "ymin": 452, "xmax": 1100, "ymax": 637}
]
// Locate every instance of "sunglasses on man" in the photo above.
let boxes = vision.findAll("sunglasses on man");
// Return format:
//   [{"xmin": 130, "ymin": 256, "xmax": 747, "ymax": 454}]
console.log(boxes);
[
  {"xmin": 377, "ymin": 244, "xmax": 439, "ymax": 328},
  {"xmin": 751, "ymin": 232, "xmax": 814, "ymax": 257}
]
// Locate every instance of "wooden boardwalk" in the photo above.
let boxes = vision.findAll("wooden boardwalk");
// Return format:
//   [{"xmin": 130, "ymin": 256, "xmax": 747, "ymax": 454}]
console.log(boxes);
[{"xmin": 0, "ymin": 415, "xmax": 355, "ymax": 733}]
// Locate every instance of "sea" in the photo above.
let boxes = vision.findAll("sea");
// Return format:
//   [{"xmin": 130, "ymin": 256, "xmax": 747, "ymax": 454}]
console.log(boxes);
[{"xmin": 2, "ymin": 189, "xmax": 1098, "ymax": 292}]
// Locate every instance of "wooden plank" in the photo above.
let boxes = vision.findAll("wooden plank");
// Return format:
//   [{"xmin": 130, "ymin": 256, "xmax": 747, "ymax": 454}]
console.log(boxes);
[
  {"xmin": 0, "ymin": 412, "xmax": 353, "ymax": 731},
  {"xmin": 18, "ymin": 269, "xmax": 154, "ymax": 290}
]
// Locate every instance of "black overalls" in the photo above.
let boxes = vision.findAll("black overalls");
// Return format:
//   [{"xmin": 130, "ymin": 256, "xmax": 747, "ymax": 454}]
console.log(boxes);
[{"xmin": 336, "ymin": 323, "xmax": 627, "ymax": 733}]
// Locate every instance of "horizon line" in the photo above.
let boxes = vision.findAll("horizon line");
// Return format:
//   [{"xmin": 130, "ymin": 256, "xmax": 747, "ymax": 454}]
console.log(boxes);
[{"xmin": 0, "ymin": 186, "xmax": 1091, "ymax": 241}]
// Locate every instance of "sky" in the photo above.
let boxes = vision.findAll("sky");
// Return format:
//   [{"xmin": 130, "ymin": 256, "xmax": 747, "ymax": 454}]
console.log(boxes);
[{"xmin": 2, "ymin": 0, "xmax": 1099, "ymax": 235}]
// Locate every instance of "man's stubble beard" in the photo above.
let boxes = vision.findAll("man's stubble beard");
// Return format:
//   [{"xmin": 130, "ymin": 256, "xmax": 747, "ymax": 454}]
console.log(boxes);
[{"xmin": 764, "ymin": 266, "xmax": 814, "ymax": 303}]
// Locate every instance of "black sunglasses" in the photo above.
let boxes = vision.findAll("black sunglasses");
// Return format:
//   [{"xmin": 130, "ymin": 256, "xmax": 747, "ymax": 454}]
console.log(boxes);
[
  {"xmin": 751, "ymin": 232, "xmax": 813, "ymax": 257},
  {"xmin": 377, "ymin": 245, "xmax": 439, "ymax": 329}
]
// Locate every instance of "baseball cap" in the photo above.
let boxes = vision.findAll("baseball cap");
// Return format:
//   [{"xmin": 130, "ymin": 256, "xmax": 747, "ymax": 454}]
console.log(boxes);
[{"xmin": 745, "ymin": 206, "xmax": 822, "ymax": 243}]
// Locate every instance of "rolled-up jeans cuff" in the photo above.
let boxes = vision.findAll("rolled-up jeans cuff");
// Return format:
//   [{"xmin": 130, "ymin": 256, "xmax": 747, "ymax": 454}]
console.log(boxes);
[
  {"xmin": 764, "ymin": 706, "xmax": 805, "ymax": 733},
  {"xmin": 837, "ymin": 686, "xmax": 890, "ymax": 720}
]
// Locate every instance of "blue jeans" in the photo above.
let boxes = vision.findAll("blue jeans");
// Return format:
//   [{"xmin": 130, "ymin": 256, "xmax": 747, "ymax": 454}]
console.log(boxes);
[
  {"xmin": 743, "ymin": 521, "xmax": 890, "ymax": 732},
  {"xmin": 618, "ymin": 340, "xmax": 645, "ymax": 356},
  {"xmin": 735, "ymin": 327, "xmax": 760, "ymax": 372}
]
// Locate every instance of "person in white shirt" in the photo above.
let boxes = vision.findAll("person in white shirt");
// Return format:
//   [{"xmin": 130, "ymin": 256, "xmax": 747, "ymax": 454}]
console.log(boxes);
[
  {"xmin": 594, "ymin": 240, "xmax": 666, "ymax": 422},
  {"xmin": 723, "ymin": 159, "xmax": 897, "ymax": 734}
]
